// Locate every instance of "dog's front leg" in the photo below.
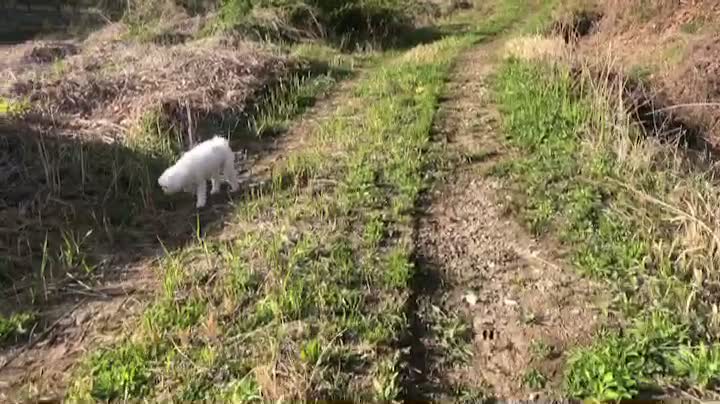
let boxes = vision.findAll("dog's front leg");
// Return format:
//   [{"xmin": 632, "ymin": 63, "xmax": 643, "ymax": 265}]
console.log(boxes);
[
  {"xmin": 225, "ymin": 155, "xmax": 240, "ymax": 192},
  {"xmin": 195, "ymin": 181, "xmax": 208, "ymax": 208}
]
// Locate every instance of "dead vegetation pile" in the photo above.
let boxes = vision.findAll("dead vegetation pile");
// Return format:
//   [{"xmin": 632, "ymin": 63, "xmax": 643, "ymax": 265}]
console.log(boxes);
[
  {"xmin": 595, "ymin": 0, "xmax": 719, "ymax": 34},
  {"xmin": 577, "ymin": 0, "xmax": 720, "ymax": 147},
  {"xmin": 1, "ymin": 32, "xmax": 294, "ymax": 141},
  {"xmin": 1, "ymin": 23, "xmax": 296, "ymax": 144},
  {"xmin": 0, "ymin": 41, "xmax": 78, "ymax": 73}
]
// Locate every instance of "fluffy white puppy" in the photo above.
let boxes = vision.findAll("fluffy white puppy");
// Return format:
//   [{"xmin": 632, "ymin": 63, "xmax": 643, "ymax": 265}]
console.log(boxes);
[{"xmin": 158, "ymin": 136, "xmax": 239, "ymax": 208}]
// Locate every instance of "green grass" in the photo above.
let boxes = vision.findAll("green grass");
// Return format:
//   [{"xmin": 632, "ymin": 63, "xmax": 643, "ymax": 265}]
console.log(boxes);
[
  {"xmin": 2, "ymin": 34, "xmax": 367, "ymax": 404},
  {"xmin": 529, "ymin": 340, "xmax": 554, "ymax": 360},
  {"xmin": 67, "ymin": 27, "xmax": 471, "ymax": 404},
  {"xmin": 523, "ymin": 368, "xmax": 547, "ymax": 390},
  {"xmin": 64, "ymin": 2, "xmax": 533, "ymax": 400},
  {"xmin": 0, "ymin": 312, "xmax": 36, "ymax": 344},
  {"xmin": 0, "ymin": 97, "xmax": 30, "ymax": 116},
  {"xmin": 680, "ymin": 20, "xmax": 703, "ymax": 34},
  {"xmin": 493, "ymin": 57, "xmax": 720, "ymax": 400},
  {"xmin": 250, "ymin": 71, "xmax": 341, "ymax": 136}
]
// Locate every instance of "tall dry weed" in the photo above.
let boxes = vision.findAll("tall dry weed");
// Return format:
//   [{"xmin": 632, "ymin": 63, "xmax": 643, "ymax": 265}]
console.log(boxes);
[{"xmin": 575, "ymin": 54, "xmax": 720, "ymax": 334}]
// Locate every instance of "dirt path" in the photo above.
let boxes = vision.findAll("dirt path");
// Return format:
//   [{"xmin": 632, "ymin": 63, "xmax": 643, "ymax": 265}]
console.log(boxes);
[
  {"xmin": 0, "ymin": 73, "xmax": 362, "ymax": 403},
  {"xmin": 411, "ymin": 38, "xmax": 611, "ymax": 400}
]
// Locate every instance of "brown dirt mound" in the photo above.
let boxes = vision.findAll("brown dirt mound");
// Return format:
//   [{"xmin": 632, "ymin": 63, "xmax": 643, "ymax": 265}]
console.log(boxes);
[
  {"xmin": 661, "ymin": 34, "xmax": 720, "ymax": 145},
  {"xmin": 21, "ymin": 42, "xmax": 79, "ymax": 64},
  {"xmin": 597, "ymin": 0, "xmax": 720, "ymax": 34},
  {"xmin": 0, "ymin": 40, "xmax": 76, "ymax": 73},
  {"xmin": 578, "ymin": 0, "xmax": 720, "ymax": 146}
]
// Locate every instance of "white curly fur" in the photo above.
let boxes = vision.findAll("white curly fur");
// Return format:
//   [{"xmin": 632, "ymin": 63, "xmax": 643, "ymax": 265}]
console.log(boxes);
[{"xmin": 158, "ymin": 136, "xmax": 239, "ymax": 208}]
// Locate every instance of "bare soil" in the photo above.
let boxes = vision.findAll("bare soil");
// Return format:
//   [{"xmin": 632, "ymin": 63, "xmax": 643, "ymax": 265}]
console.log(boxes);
[{"xmin": 411, "ymin": 39, "xmax": 611, "ymax": 400}]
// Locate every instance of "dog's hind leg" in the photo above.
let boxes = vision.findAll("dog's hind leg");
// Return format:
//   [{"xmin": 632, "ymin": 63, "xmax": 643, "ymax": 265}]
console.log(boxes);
[
  {"xmin": 195, "ymin": 181, "xmax": 208, "ymax": 208},
  {"xmin": 210, "ymin": 173, "xmax": 222, "ymax": 195},
  {"xmin": 225, "ymin": 153, "xmax": 239, "ymax": 192}
]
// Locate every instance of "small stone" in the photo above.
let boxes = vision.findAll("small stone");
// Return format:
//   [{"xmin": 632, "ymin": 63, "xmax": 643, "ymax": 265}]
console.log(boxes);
[
  {"xmin": 504, "ymin": 298, "xmax": 518, "ymax": 306},
  {"xmin": 464, "ymin": 292, "xmax": 478, "ymax": 306}
]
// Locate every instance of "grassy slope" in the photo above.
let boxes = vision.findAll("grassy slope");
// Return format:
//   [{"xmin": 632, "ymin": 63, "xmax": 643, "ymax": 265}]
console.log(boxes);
[
  {"xmin": 65, "ymin": 2, "xmax": 531, "ymax": 402},
  {"xmin": 0, "ymin": 44, "xmax": 357, "ymax": 358},
  {"xmin": 493, "ymin": 56, "xmax": 720, "ymax": 399}
]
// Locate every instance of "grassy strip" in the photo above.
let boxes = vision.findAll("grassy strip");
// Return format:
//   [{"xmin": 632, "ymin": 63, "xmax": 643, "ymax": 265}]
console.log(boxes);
[
  {"xmin": 493, "ymin": 58, "xmax": 720, "ymax": 400},
  {"xmin": 65, "ymin": 2, "xmax": 536, "ymax": 400}
]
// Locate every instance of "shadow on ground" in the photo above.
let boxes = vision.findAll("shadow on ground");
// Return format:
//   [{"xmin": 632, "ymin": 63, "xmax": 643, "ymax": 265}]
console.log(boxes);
[{"xmin": 0, "ymin": 117, "xmax": 282, "ymax": 320}]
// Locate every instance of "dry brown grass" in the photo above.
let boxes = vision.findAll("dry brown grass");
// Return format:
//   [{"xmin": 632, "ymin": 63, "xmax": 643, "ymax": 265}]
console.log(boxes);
[
  {"xmin": 599, "ymin": 0, "xmax": 719, "ymax": 32},
  {"xmin": 569, "ymin": 0, "xmax": 720, "ymax": 146},
  {"xmin": 502, "ymin": 34, "xmax": 570, "ymax": 62},
  {"xmin": 572, "ymin": 57, "xmax": 720, "ymax": 336}
]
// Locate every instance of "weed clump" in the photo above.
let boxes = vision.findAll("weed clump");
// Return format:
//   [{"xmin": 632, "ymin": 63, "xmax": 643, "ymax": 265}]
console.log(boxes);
[
  {"xmin": 214, "ymin": 0, "xmax": 428, "ymax": 47},
  {"xmin": 70, "ymin": 342, "xmax": 166, "ymax": 401},
  {"xmin": 0, "ymin": 312, "xmax": 36, "ymax": 344}
]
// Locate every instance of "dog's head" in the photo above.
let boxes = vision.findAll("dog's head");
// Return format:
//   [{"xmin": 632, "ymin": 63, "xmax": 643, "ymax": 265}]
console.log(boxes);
[{"xmin": 158, "ymin": 166, "xmax": 184, "ymax": 194}]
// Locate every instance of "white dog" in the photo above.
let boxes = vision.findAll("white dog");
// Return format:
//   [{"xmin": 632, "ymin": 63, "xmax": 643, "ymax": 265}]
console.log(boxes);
[{"xmin": 158, "ymin": 136, "xmax": 239, "ymax": 208}]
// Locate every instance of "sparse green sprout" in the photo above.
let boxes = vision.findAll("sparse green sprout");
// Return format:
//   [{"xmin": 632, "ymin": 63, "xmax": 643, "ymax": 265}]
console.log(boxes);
[
  {"xmin": 0, "ymin": 97, "xmax": 30, "ymax": 116},
  {"xmin": 430, "ymin": 308, "xmax": 473, "ymax": 363},
  {"xmin": 669, "ymin": 343, "xmax": 720, "ymax": 390},
  {"xmin": 59, "ymin": 229, "xmax": 95, "ymax": 273},
  {"xmin": 197, "ymin": 345, "xmax": 218, "ymax": 367},
  {"xmin": 222, "ymin": 374, "xmax": 262, "ymax": 402},
  {"xmin": 372, "ymin": 353, "xmax": 402, "ymax": 401},
  {"xmin": 383, "ymin": 246, "xmax": 414, "ymax": 289},
  {"xmin": 529, "ymin": 340, "xmax": 553, "ymax": 360},
  {"xmin": 523, "ymin": 368, "xmax": 547, "ymax": 390},
  {"xmin": 300, "ymin": 337, "xmax": 322, "ymax": 364},
  {"xmin": 680, "ymin": 20, "xmax": 703, "ymax": 34},
  {"xmin": 363, "ymin": 214, "xmax": 386, "ymax": 247},
  {"xmin": 0, "ymin": 312, "xmax": 36, "ymax": 343},
  {"xmin": 82, "ymin": 342, "xmax": 163, "ymax": 401}
]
